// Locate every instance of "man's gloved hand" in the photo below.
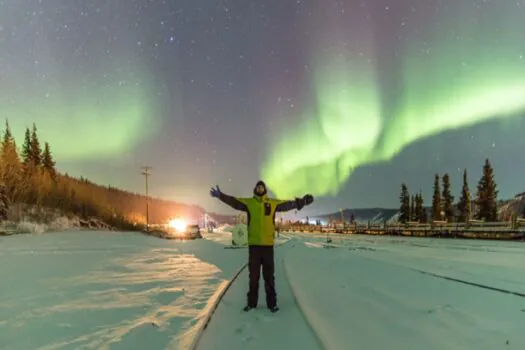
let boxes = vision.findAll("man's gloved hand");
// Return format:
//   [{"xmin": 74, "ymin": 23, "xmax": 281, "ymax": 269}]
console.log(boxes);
[
  {"xmin": 295, "ymin": 194, "xmax": 314, "ymax": 210},
  {"xmin": 210, "ymin": 185, "xmax": 221, "ymax": 198},
  {"xmin": 303, "ymin": 194, "xmax": 314, "ymax": 205}
]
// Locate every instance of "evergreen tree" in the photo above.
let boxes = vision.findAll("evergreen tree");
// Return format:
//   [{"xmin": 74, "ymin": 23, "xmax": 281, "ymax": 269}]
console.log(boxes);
[
  {"xmin": 414, "ymin": 193, "xmax": 422, "ymax": 222},
  {"xmin": 442, "ymin": 173, "xmax": 455, "ymax": 222},
  {"xmin": 1, "ymin": 120, "xmax": 24, "ymax": 203},
  {"xmin": 350, "ymin": 212, "xmax": 355, "ymax": 223},
  {"xmin": 0, "ymin": 183, "xmax": 8, "ymax": 221},
  {"xmin": 42, "ymin": 142, "xmax": 56, "ymax": 177},
  {"xmin": 457, "ymin": 169, "xmax": 471, "ymax": 222},
  {"xmin": 30, "ymin": 123, "xmax": 42, "ymax": 166},
  {"xmin": 0, "ymin": 119, "xmax": 266, "ymax": 230},
  {"xmin": 418, "ymin": 191, "xmax": 428, "ymax": 223},
  {"xmin": 475, "ymin": 159, "xmax": 499, "ymax": 221},
  {"xmin": 399, "ymin": 183, "xmax": 410, "ymax": 223},
  {"xmin": 2, "ymin": 119, "xmax": 12, "ymax": 145},
  {"xmin": 431, "ymin": 173, "xmax": 442, "ymax": 221},
  {"xmin": 522, "ymin": 203, "xmax": 525, "ymax": 218},
  {"xmin": 410, "ymin": 195, "xmax": 415, "ymax": 221},
  {"xmin": 21, "ymin": 127, "xmax": 32, "ymax": 165}
]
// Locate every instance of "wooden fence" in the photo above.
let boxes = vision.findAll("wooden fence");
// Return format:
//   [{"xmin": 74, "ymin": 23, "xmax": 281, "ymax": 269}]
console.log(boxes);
[{"xmin": 280, "ymin": 218, "xmax": 525, "ymax": 240}]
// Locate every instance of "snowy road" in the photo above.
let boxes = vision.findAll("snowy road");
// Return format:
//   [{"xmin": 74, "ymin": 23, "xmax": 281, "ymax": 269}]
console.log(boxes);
[
  {"xmin": 1, "ymin": 230, "xmax": 524, "ymax": 349},
  {"xmin": 200, "ymin": 234, "xmax": 525, "ymax": 350},
  {"xmin": 195, "ymin": 243, "xmax": 321, "ymax": 350},
  {"xmin": 284, "ymin": 241, "xmax": 525, "ymax": 350}
]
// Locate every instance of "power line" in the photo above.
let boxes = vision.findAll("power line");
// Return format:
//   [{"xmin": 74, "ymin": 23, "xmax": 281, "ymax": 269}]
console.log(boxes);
[{"xmin": 141, "ymin": 166, "xmax": 152, "ymax": 229}]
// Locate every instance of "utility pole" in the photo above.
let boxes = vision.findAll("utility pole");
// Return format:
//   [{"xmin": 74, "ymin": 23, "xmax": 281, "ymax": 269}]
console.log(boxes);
[{"xmin": 141, "ymin": 166, "xmax": 152, "ymax": 230}]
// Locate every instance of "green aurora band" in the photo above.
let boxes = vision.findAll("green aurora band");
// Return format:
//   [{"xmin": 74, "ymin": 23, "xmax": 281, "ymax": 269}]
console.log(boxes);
[
  {"xmin": 1, "ymin": 70, "xmax": 161, "ymax": 162},
  {"xmin": 262, "ymin": 52, "xmax": 383, "ymax": 198},
  {"xmin": 262, "ymin": 3, "xmax": 525, "ymax": 198},
  {"xmin": 0, "ymin": 2, "xmax": 164, "ymax": 163}
]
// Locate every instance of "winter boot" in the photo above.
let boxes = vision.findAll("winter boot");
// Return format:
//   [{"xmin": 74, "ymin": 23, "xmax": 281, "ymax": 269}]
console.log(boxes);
[{"xmin": 243, "ymin": 305, "xmax": 255, "ymax": 312}]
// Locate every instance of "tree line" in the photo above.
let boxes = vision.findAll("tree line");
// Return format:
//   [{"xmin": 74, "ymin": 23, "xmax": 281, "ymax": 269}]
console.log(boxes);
[
  {"xmin": 399, "ymin": 159, "xmax": 502, "ymax": 223},
  {"xmin": 0, "ymin": 120, "xmax": 227, "ymax": 229}
]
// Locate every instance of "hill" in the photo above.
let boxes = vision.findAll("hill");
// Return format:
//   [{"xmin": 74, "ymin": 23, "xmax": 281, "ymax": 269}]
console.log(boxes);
[
  {"xmin": 498, "ymin": 192, "xmax": 525, "ymax": 220},
  {"xmin": 0, "ymin": 120, "xmax": 233, "ymax": 230},
  {"xmin": 312, "ymin": 191, "xmax": 525, "ymax": 226}
]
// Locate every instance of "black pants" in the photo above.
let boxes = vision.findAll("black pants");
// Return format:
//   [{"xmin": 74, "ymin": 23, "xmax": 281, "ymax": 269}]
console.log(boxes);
[{"xmin": 247, "ymin": 245, "xmax": 276, "ymax": 308}]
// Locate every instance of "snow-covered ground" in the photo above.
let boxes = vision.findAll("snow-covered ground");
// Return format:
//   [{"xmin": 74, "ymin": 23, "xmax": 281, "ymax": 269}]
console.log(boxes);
[
  {"xmin": 283, "ymin": 235, "xmax": 525, "ymax": 350},
  {"xmin": 0, "ymin": 230, "xmax": 245, "ymax": 349},
  {"xmin": 1, "ymin": 230, "xmax": 524, "ymax": 349}
]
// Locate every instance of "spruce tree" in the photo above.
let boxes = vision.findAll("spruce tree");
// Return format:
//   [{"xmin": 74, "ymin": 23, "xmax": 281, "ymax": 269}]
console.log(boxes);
[
  {"xmin": 475, "ymin": 159, "xmax": 499, "ymax": 221},
  {"xmin": 414, "ymin": 193, "xmax": 421, "ymax": 222},
  {"xmin": 1, "ymin": 120, "xmax": 23, "ymax": 203},
  {"xmin": 0, "ymin": 183, "xmax": 8, "ymax": 220},
  {"xmin": 418, "ymin": 191, "xmax": 427, "ymax": 223},
  {"xmin": 42, "ymin": 142, "xmax": 56, "ymax": 177},
  {"xmin": 410, "ymin": 195, "xmax": 415, "ymax": 221},
  {"xmin": 457, "ymin": 169, "xmax": 471, "ymax": 222},
  {"xmin": 442, "ymin": 173, "xmax": 455, "ymax": 222},
  {"xmin": 2, "ymin": 119, "xmax": 12, "ymax": 145},
  {"xmin": 399, "ymin": 183, "xmax": 410, "ymax": 223},
  {"xmin": 21, "ymin": 127, "xmax": 32, "ymax": 165},
  {"xmin": 431, "ymin": 173, "xmax": 442, "ymax": 221},
  {"xmin": 30, "ymin": 123, "xmax": 42, "ymax": 166}
]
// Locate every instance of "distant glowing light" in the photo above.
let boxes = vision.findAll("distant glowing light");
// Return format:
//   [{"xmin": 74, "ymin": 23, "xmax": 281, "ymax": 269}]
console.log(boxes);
[{"xmin": 168, "ymin": 219, "xmax": 187, "ymax": 232}]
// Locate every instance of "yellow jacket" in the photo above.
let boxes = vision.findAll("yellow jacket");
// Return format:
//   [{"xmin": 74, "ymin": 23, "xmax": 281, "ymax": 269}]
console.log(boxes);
[{"xmin": 218, "ymin": 192, "xmax": 304, "ymax": 246}]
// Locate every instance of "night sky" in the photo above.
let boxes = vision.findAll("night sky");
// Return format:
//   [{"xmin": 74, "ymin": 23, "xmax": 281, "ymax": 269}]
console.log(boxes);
[{"xmin": 1, "ymin": 0, "xmax": 524, "ymax": 217}]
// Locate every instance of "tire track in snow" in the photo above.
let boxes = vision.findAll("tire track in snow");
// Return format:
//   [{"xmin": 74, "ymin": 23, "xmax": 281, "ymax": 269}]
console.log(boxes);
[
  {"xmin": 410, "ymin": 268, "xmax": 525, "ymax": 298},
  {"xmin": 282, "ymin": 243, "xmax": 325, "ymax": 349},
  {"xmin": 310, "ymin": 238, "xmax": 525, "ymax": 300}
]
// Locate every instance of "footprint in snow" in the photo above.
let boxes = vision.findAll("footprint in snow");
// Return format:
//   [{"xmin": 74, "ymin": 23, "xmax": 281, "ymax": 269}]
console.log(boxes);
[
  {"xmin": 242, "ymin": 335, "xmax": 255, "ymax": 343},
  {"xmin": 234, "ymin": 323, "xmax": 248, "ymax": 334},
  {"xmin": 255, "ymin": 313, "xmax": 275, "ymax": 322},
  {"xmin": 428, "ymin": 304, "xmax": 453, "ymax": 314}
]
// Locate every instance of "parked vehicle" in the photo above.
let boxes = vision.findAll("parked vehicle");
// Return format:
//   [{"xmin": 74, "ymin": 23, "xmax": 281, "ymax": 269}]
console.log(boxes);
[{"xmin": 165, "ymin": 224, "xmax": 202, "ymax": 240}]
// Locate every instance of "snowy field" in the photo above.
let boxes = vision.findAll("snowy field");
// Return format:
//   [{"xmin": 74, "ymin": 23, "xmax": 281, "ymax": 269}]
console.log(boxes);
[
  {"xmin": 0, "ymin": 230, "xmax": 247, "ymax": 349},
  {"xmin": 1, "ymin": 230, "xmax": 524, "ymax": 349}
]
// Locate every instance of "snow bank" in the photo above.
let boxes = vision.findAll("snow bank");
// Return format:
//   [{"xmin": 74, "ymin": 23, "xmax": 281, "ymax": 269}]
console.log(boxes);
[
  {"xmin": 14, "ymin": 220, "xmax": 46, "ymax": 234},
  {"xmin": 1, "ymin": 215, "xmax": 113, "ymax": 235},
  {"xmin": 1, "ymin": 219, "xmax": 62, "ymax": 234},
  {"xmin": 4, "ymin": 203, "xmax": 117, "ymax": 234}
]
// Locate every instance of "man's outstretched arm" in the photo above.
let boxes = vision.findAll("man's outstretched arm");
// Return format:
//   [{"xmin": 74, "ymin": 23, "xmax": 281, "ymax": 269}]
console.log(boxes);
[
  {"xmin": 210, "ymin": 185, "xmax": 248, "ymax": 212},
  {"xmin": 275, "ymin": 194, "xmax": 314, "ymax": 212}
]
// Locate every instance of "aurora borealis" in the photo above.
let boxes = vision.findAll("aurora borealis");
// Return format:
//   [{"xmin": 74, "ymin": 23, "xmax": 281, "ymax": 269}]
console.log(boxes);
[
  {"xmin": 262, "ymin": 0, "xmax": 525, "ymax": 201},
  {"xmin": 1, "ymin": 0, "xmax": 524, "ymax": 215},
  {"xmin": 0, "ymin": 5, "xmax": 162, "ymax": 161}
]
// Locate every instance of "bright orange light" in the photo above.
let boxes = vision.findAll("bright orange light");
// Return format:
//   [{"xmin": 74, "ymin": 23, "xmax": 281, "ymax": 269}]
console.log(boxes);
[{"xmin": 168, "ymin": 219, "xmax": 187, "ymax": 232}]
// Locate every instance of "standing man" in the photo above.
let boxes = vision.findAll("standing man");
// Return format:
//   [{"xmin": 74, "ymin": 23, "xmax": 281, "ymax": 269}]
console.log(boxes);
[{"xmin": 210, "ymin": 180, "xmax": 313, "ymax": 312}]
